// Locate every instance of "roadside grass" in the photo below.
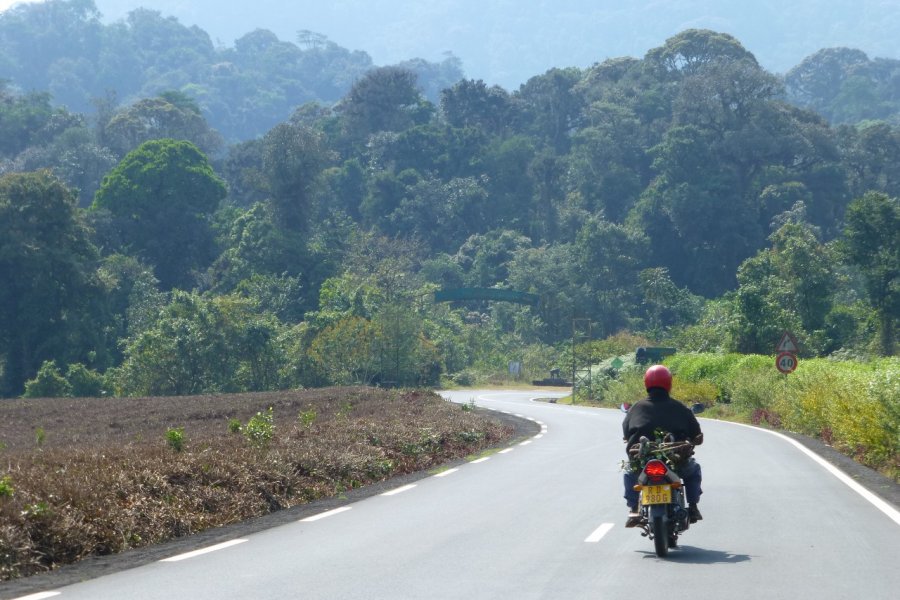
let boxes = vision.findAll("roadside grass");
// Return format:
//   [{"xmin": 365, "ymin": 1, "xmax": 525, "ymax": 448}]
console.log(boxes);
[
  {"xmin": 0, "ymin": 387, "xmax": 512, "ymax": 581},
  {"xmin": 582, "ymin": 354, "xmax": 900, "ymax": 482}
]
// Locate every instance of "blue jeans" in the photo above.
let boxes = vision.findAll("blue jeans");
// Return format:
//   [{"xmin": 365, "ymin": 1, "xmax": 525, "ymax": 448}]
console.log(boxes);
[{"xmin": 624, "ymin": 461, "xmax": 702, "ymax": 508}]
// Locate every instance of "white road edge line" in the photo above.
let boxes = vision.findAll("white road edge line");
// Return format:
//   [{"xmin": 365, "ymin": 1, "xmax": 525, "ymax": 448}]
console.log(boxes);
[
  {"xmin": 725, "ymin": 420, "xmax": 900, "ymax": 527},
  {"xmin": 301, "ymin": 506, "xmax": 352, "ymax": 522},
  {"xmin": 519, "ymin": 440, "xmax": 532, "ymax": 446},
  {"xmin": 434, "ymin": 468, "xmax": 459, "ymax": 477},
  {"xmin": 585, "ymin": 523, "xmax": 615, "ymax": 543},
  {"xmin": 381, "ymin": 484, "xmax": 416, "ymax": 496},
  {"xmin": 499, "ymin": 448, "xmax": 514, "ymax": 454},
  {"xmin": 160, "ymin": 539, "xmax": 248, "ymax": 562},
  {"xmin": 471, "ymin": 457, "xmax": 490, "ymax": 464},
  {"xmin": 11, "ymin": 593, "xmax": 62, "ymax": 600}
]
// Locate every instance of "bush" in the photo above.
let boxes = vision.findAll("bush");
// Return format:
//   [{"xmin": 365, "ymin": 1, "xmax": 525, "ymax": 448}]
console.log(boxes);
[
  {"xmin": 243, "ymin": 407, "xmax": 275, "ymax": 448},
  {"xmin": 23, "ymin": 361, "xmax": 71, "ymax": 398},
  {"xmin": 65, "ymin": 363, "xmax": 106, "ymax": 397},
  {"xmin": 165, "ymin": 427, "xmax": 185, "ymax": 452},
  {"xmin": 664, "ymin": 353, "xmax": 899, "ymax": 478},
  {"xmin": 0, "ymin": 475, "xmax": 13, "ymax": 498}
]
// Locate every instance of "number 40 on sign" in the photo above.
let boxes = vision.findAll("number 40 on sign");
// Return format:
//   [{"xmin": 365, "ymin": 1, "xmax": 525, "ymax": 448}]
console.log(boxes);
[{"xmin": 776, "ymin": 351, "xmax": 798, "ymax": 374}]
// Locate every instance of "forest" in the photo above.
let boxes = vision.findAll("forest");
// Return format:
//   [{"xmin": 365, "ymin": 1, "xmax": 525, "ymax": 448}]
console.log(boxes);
[{"xmin": 0, "ymin": 0, "xmax": 898, "ymax": 400}]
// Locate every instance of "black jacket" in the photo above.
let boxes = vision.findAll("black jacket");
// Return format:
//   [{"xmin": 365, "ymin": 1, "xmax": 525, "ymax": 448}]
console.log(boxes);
[{"xmin": 622, "ymin": 388, "xmax": 702, "ymax": 453}]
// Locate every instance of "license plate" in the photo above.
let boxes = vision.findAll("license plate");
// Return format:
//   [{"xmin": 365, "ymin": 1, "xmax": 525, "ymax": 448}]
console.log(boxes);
[{"xmin": 641, "ymin": 485, "xmax": 672, "ymax": 505}]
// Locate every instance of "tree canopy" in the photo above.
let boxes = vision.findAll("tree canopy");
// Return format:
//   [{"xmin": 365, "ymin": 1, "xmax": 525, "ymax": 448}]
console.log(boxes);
[{"xmin": 2, "ymin": 22, "xmax": 899, "ymax": 398}]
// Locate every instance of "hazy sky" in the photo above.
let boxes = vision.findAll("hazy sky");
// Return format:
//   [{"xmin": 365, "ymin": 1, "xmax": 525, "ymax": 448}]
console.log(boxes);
[
  {"xmin": 0, "ymin": 0, "xmax": 36, "ymax": 9},
  {"xmin": 4, "ymin": 0, "xmax": 899, "ymax": 90}
]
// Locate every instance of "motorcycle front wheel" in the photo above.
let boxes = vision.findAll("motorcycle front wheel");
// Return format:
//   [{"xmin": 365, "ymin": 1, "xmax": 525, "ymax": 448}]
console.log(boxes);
[{"xmin": 652, "ymin": 516, "xmax": 669, "ymax": 557}]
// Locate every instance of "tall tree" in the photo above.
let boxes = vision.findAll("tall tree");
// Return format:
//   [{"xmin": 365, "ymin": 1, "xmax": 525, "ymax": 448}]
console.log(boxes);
[
  {"xmin": 0, "ymin": 171, "xmax": 103, "ymax": 396},
  {"xmin": 92, "ymin": 139, "xmax": 226, "ymax": 290},
  {"xmin": 336, "ymin": 66, "xmax": 431, "ymax": 142},
  {"xmin": 841, "ymin": 192, "xmax": 899, "ymax": 355},
  {"xmin": 262, "ymin": 120, "xmax": 333, "ymax": 231}
]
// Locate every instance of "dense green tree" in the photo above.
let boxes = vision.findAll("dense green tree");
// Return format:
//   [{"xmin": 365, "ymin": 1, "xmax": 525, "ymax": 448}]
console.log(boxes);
[
  {"xmin": 454, "ymin": 229, "xmax": 532, "ymax": 289},
  {"xmin": 0, "ymin": 85, "xmax": 55, "ymax": 158},
  {"xmin": 440, "ymin": 79, "xmax": 515, "ymax": 135},
  {"xmin": 208, "ymin": 202, "xmax": 308, "ymax": 292},
  {"xmin": 104, "ymin": 93, "xmax": 223, "ymax": 158},
  {"xmin": 507, "ymin": 243, "xmax": 584, "ymax": 342},
  {"xmin": 336, "ymin": 66, "xmax": 432, "ymax": 143},
  {"xmin": 645, "ymin": 29, "xmax": 758, "ymax": 77},
  {"xmin": 638, "ymin": 267, "xmax": 703, "ymax": 334},
  {"xmin": 841, "ymin": 192, "xmax": 899, "ymax": 355},
  {"xmin": 92, "ymin": 139, "xmax": 226, "ymax": 290},
  {"xmin": 114, "ymin": 290, "xmax": 285, "ymax": 395},
  {"xmin": 786, "ymin": 48, "xmax": 900, "ymax": 125},
  {"xmin": 574, "ymin": 217, "xmax": 650, "ymax": 336},
  {"xmin": 515, "ymin": 67, "xmax": 584, "ymax": 154},
  {"xmin": 0, "ymin": 171, "xmax": 104, "ymax": 396},
  {"xmin": 308, "ymin": 315, "xmax": 380, "ymax": 385},
  {"xmin": 263, "ymin": 120, "xmax": 333, "ymax": 231},
  {"xmin": 837, "ymin": 121, "xmax": 900, "ymax": 198},
  {"xmin": 729, "ymin": 221, "xmax": 836, "ymax": 354}
]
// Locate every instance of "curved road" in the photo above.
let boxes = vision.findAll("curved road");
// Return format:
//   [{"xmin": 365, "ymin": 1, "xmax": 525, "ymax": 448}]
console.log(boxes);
[{"xmin": 8, "ymin": 389, "xmax": 900, "ymax": 600}]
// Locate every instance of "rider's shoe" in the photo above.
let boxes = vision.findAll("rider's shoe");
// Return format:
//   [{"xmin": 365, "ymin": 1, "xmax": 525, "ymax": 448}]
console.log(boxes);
[
  {"xmin": 688, "ymin": 503, "xmax": 703, "ymax": 523},
  {"xmin": 625, "ymin": 506, "xmax": 642, "ymax": 528}
]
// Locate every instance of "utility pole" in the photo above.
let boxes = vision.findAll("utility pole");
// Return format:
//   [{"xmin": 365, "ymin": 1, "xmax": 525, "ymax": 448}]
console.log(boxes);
[{"xmin": 572, "ymin": 318, "xmax": 593, "ymax": 403}]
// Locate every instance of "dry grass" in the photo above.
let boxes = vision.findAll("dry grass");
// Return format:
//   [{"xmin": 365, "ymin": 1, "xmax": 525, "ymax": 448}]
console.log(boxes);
[{"xmin": 0, "ymin": 387, "xmax": 512, "ymax": 580}]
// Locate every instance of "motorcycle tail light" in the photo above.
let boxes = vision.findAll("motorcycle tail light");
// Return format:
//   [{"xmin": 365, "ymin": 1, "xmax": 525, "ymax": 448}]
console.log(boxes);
[{"xmin": 644, "ymin": 460, "xmax": 668, "ymax": 478}]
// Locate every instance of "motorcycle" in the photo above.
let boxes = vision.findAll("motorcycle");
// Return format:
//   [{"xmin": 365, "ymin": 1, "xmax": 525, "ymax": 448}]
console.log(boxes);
[{"xmin": 627, "ymin": 435, "xmax": 694, "ymax": 557}]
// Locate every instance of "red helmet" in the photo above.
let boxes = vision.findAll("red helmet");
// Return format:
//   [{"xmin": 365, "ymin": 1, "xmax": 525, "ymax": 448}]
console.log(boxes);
[{"xmin": 644, "ymin": 365, "xmax": 672, "ymax": 392}]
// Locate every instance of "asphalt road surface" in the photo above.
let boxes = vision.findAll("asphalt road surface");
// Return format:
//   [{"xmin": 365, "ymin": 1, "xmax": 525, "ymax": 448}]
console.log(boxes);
[{"xmin": 7, "ymin": 389, "xmax": 900, "ymax": 600}]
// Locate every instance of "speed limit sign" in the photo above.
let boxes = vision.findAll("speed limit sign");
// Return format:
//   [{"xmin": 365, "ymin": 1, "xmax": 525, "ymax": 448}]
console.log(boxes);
[{"xmin": 776, "ymin": 351, "xmax": 798, "ymax": 374}]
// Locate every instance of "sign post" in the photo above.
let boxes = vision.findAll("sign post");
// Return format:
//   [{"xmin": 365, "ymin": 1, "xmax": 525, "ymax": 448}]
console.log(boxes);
[{"xmin": 775, "ymin": 331, "xmax": 799, "ymax": 374}]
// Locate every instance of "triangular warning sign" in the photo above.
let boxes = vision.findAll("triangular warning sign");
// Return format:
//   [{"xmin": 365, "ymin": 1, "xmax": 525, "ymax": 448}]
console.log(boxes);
[{"xmin": 776, "ymin": 332, "xmax": 799, "ymax": 353}]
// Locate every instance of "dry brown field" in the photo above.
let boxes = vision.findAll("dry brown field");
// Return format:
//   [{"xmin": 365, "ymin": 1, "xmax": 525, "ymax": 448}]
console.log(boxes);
[{"xmin": 0, "ymin": 387, "xmax": 513, "ymax": 581}]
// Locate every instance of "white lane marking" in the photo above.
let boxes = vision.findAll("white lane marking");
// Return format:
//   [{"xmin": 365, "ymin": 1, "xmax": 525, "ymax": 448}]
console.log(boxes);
[
  {"xmin": 519, "ymin": 440, "xmax": 532, "ymax": 446},
  {"xmin": 434, "ymin": 468, "xmax": 459, "ymax": 478},
  {"xmin": 471, "ymin": 457, "xmax": 490, "ymax": 464},
  {"xmin": 725, "ymin": 421, "xmax": 900, "ymax": 527},
  {"xmin": 301, "ymin": 506, "xmax": 352, "ymax": 522},
  {"xmin": 585, "ymin": 523, "xmax": 615, "ymax": 543},
  {"xmin": 11, "ymin": 593, "xmax": 61, "ymax": 600},
  {"xmin": 536, "ymin": 421, "xmax": 545, "ymax": 426},
  {"xmin": 534, "ymin": 434, "xmax": 544, "ymax": 439},
  {"xmin": 499, "ymin": 448, "xmax": 514, "ymax": 454},
  {"xmin": 161, "ymin": 539, "xmax": 247, "ymax": 562},
  {"xmin": 381, "ymin": 484, "xmax": 416, "ymax": 496},
  {"xmin": 515, "ymin": 413, "xmax": 525, "ymax": 418}
]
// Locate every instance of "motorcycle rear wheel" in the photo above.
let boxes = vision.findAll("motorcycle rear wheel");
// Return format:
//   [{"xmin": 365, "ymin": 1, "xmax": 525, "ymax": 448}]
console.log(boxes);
[{"xmin": 652, "ymin": 517, "xmax": 669, "ymax": 557}]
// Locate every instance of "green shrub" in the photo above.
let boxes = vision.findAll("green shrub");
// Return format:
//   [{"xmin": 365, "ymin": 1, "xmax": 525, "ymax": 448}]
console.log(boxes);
[
  {"xmin": 165, "ymin": 427, "xmax": 185, "ymax": 452},
  {"xmin": 603, "ymin": 369, "xmax": 647, "ymax": 407},
  {"xmin": 227, "ymin": 418, "xmax": 242, "ymax": 434},
  {"xmin": 65, "ymin": 363, "xmax": 106, "ymax": 397},
  {"xmin": 298, "ymin": 409, "xmax": 317, "ymax": 429},
  {"xmin": 23, "ymin": 361, "xmax": 71, "ymax": 398},
  {"xmin": 0, "ymin": 475, "xmax": 13, "ymax": 498},
  {"xmin": 244, "ymin": 407, "xmax": 275, "ymax": 448}
]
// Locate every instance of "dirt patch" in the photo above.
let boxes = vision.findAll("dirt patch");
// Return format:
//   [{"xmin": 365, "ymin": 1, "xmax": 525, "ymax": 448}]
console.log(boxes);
[{"xmin": 0, "ymin": 387, "xmax": 521, "ymax": 586}]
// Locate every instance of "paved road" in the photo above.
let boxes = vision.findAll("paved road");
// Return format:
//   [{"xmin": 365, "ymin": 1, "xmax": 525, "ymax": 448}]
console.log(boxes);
[{"xmin": 8, "ymin": 390, "xmax": 900, "ymax": 600}]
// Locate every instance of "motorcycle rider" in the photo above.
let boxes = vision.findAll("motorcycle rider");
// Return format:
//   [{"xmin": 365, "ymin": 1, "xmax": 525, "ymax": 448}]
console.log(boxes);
[{"xmin": 622, "ymin": 364, "xmax": 704, "ymax": 527}]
